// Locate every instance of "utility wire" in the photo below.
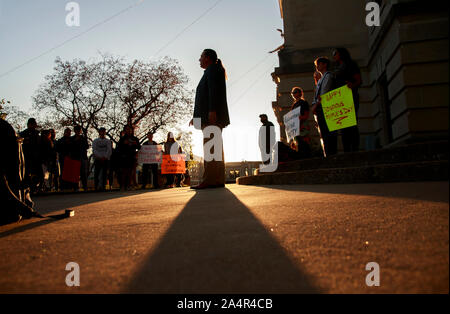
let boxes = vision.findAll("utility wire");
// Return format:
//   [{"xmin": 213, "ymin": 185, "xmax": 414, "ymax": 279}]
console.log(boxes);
[
  {"xmin": 0, "ymin": 0, "xmax": 145, "ymax": 79},
  {"xmin": 153, "ymin": 0, "xmax": 223, "ymax": 57},
  {"xmin": 1, "ymin": 0, "xmax": 223, "ymax": 79},
  {"xmin": 229, "ymin": 61, "xmax": 277, "ymax": 109},
  {"xmin": 228, "ymin": 53, "xmax": 271, "ymax": 88}
]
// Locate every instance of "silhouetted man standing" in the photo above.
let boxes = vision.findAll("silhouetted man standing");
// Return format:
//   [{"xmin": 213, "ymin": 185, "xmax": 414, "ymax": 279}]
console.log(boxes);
[
  {"xmin": 190, "ymin": 49, "xmax": 230, "ymax": 189},
  {"xmin": 258, "ymin": 114, "xmax": 275, "ymax": 165},
  {"xmin": 19, "ymin": 118, "xmax": 42, "ymax": 192},
  {"xmin": 92, "ymin": 127, "xmax": 112, "ymax": 191}
]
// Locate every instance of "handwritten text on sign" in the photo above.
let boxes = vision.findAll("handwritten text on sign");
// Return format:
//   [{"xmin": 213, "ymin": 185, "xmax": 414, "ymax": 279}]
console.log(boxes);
[
  {"xmin": 283, "ymin": 106, "xmax": 301, "ymax": 142},
  {"xmin": 321, "ymin": 85, "xmax": 357, "ymax": 132},
  {"xmin": 138, "ymin": 145, "xmax": 163, "ymax": 164},
  {"xmin": 161, "ymin": 154, "xmax": 186, "ymax": 174}
]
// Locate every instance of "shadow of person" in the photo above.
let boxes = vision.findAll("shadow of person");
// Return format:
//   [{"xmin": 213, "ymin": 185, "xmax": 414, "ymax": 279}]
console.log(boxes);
[
  {"xmin": 126, "ymin": 188, "xmax": 320, "ymax": 293},
  {"xmin": 32, "ymin": 190, "xmax": 153, "ymax": 216}
]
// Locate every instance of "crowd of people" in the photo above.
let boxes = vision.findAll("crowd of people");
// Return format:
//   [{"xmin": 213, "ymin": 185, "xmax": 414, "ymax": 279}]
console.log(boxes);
[
  {"xmin": 6, "ymin": 47, "xmax": 361, "ymax": 199},
  {"xmin": 17, "ymin": 119, "xmax": 187, "ymax": 194},
  {"xmin": 259, "ymin": 47, "xmax": 362, "ymax": 161},
  {"xmin": 1, "ymin": 46, "xmax": 360, "ymax": 224}
]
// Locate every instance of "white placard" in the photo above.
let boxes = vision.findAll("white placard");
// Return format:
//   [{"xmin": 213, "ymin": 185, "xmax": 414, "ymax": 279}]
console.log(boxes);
[
  {"xmin": 138, "ymin": 145, "xmax": 163, "ymax": 164},
  {"xmin": 283, "ymin": 107, "xmax": 300, "ymax": 142}
]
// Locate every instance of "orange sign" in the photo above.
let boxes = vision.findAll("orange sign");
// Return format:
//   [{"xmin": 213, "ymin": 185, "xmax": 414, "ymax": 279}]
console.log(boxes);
[{"xmin": 161, "ymin": 154, "xmax": 186, "ymax": 174}]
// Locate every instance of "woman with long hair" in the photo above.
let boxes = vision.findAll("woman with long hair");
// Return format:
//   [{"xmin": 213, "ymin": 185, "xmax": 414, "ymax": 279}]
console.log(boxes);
[{"xmin": 189, "ymin": 49, "xmax": 230, "ymax": 189}]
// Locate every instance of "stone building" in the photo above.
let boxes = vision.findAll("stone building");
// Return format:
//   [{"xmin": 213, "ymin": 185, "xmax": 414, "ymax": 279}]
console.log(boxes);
[
  {"xmin": 225, "ymin": 161, "xmax": 261, "ymax": 183},
  {"xmin": 272, "ymin": 0, "xmax": 448, "ymax": 152}
]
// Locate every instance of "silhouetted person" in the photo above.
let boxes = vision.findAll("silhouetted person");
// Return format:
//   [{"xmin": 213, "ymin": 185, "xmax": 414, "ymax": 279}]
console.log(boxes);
[
  {"xmin": 258, "ymin": 114, "xmax": 275, "ymax": 165},
  {"xmin": 163, "ymin": 132, "xmax": 183, "ymax": 188},
  {"xmin": 92, "ymin": 127, "xmax": 112, "ymax": 191},
  {"xmin": 56, "ymin": 127, "xmax": 72, "ymax": 190},
  {"xmin": 117, "ymin": 125, "xmax": 140, "ymax": 191},
  {"xmin": 141, "ymin": 132, "xmax": 160, "ymax": 189},
  {"xmin": 19, "ymin": 118, "xmax": 42, "ymax": 193},
  {"xmin": 70, "ymin": 125, "xmax": 89, "ymax": 191},
  {"xmin": 290, "ymin": 87, "xmax": 311, "ymax": 158},
  {"xmin": 333, "ymin": 47, "xmax": 362, "ymax": 152},
  {"xmin": 48, "ymin": 129, "xmax": 60, "ymax": 191},
  {"xmin": 1, "ymin": 115, "xmax": 41, "ymax": 225},
  {"xmin": 130, "ymin": 127, "xmax": 139, "ymax": 189},
  {"xmin": 109, "ymin": 143, "xmax": 119, "ymax": 190},
  {"xmin": 40, "ymin": 129, "xmax": 54, "ymax": 192},
  {"xmin": 190, "ymin": 49, "xmax": 230, "ymax": 189},
  {"xmin": 312, "ymin": 57, "xmax": 338, "ymax": 157}
]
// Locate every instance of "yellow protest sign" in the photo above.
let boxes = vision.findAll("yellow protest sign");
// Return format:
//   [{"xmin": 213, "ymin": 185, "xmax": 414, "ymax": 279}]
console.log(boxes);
[
  {"xmin": 161, "ymin": 154, "xmax": 186, "ymax": 174},
  {"xmin": 321, "ymin": 85, "xmax": 357, "ymax": 131}
]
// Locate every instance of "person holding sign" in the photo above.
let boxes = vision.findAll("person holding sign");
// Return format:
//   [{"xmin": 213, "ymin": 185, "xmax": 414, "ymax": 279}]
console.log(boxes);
[
  {"xmin": 290, "ymin": 87, "xmax": 311, "ymax": 158},
  {"xmin": 117, "ymin": 125, "xmax": 141, "ymax": 191},
  {"xmin": 312, "ymin": 57, "xmax": 338, "ymax": 157},
  {"xmin": 333, "ymin": 48, "xmax": 362, "ymax": 152},
  {"xmin": 140, "ymin": 132, "xmax": 160, "ymax": 190},
  {"xmin": 70, "ymin": 125, "xmax": 89, "ymax": 191},
  {"xmin": 163, "ymin": 132, "xmax": 183, "ymax": 188}
]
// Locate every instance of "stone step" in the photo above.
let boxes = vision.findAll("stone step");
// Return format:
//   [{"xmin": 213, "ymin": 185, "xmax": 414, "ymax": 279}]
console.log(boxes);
[
  {"xmin": 237, "ymin": 160, "xmax": 449, "ymax": 185},
  {"xmin": 275, "ymin": 140, "xmax": 449, "ymax": 173}
]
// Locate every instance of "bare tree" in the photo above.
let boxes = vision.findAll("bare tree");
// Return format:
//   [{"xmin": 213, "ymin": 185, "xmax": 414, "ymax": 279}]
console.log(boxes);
[
  {"xmin": 0, "ymin": 99, "xmax": 30, "ymax": 132},
  {"xmin": 33, "ymin": 54, "xmax": 192, "ymax": 143},
  {"xmin": 105, "ymin": 57, "xmax": 193, "ymax": 144}
]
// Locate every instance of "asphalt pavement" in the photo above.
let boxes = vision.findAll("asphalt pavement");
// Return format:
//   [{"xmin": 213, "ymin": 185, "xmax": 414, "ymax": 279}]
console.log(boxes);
[{"xmin": 0, "ymin": 182, "xmax": 448, "ymax": 293}]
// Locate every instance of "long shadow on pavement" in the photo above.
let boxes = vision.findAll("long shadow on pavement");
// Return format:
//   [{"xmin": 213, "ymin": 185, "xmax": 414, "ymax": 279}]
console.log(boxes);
[
  {"xmin": 0, "ymin": 218, "xmax": 60, "ymax": 239},
  {"xmin": 125, "ymin": 188, "xmax": 320, "ymax": 293},
  {"xmin": 32, "ymin": 190, "xmax": 155, "ymax": 215},
  {"xmin": 0, "ymin": 190, "xmax": 155, "ymax": 234}
]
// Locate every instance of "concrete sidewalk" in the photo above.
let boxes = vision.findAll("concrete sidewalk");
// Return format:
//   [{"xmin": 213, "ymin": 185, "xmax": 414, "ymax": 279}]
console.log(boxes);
[{"xmin": 0, "ymin": 182, "xmax": 448, "ymax": 293}]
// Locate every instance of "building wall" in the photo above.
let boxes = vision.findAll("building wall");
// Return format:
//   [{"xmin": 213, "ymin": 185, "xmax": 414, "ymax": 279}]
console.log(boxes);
[
  {"xmin": 225, "ymin": 162, "xmax": 261, "ymax": 182},
  {"xmin": 366, "ymin": 0, "xmax": 449, "ymax": 146},
  {"xmin": 273, "ymin": 0, "xmax": 449, "ymax": 151},
  {"xmin": 273, "ymin": 0, "xmax": 368, "ymax": 153}
]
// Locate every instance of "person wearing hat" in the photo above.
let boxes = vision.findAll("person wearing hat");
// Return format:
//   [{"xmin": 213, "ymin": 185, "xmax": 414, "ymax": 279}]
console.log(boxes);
[
  {"xmin": 163, "ymin": 132, "xmax": 183, "ymax": 188},
  {"xmin": 92, "ymin": 127, "xmax": 112, "ymax": 191},
  {"xmin": 258, "ymin": 114, "xmax": 276, "ymax": 165}
]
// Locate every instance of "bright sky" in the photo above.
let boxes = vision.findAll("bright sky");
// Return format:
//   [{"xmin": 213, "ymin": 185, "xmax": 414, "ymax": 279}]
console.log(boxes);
[{"xmin": 0, "ymin": 0, "xmax": 283, "ymax": 162}]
